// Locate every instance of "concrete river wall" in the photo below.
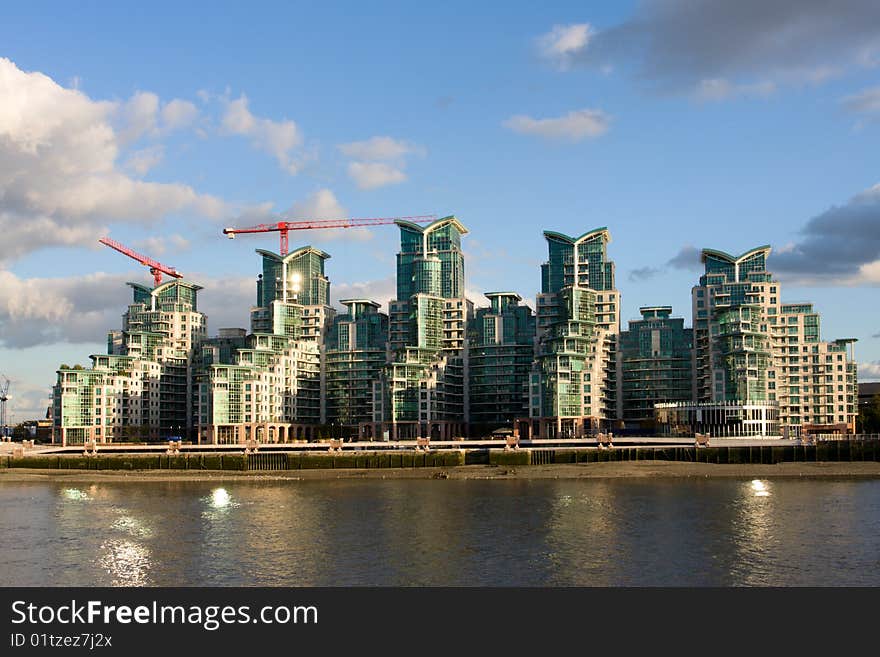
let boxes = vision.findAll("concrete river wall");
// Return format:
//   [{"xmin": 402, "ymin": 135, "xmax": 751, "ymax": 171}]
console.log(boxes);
[{"xmin": 1, "ymin": 440, "xmax": 879, "ymax": 471}]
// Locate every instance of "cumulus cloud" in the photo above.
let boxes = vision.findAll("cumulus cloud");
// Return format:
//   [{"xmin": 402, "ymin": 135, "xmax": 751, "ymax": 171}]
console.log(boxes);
[
  {"xmin": 771, "ymin": 183, "xmax": 880, "ymax": 285},
  {"xmin": 287, "ymin": 188, "xmax": 346, "ymax": 219},
  {"xmin": 7, "ymin": 380, "xmax": 54, "ymax": 422},
  {"xmin": 195, "ymin": 274, "xmax": 256, "ymax": 332},
  {"xmin": 347, "ymin": 162, "xmax": 407, "ymax": 190},
  {"xmin": 0, "ymin": 264, "xmax": 399, "ymax": 353},
  {"xmin": 221, "ymin": 94, "xmax": 304, "ymax": 174},
  {"xmin": 160, "ymin": 99, "xmax": 199, "ymax": 132},
  {"xmin": 0, "ymin": 268, "xmax": 258, "ymax": 349},
  {"xmin": 283, "ymin": 189, "xmax": 372, "ymax": 242},
  {"xmin": 859, "ymin": 361, "xmax": 880, "ymax": 380},
  {"xmin": 332, "ymin": 276, "xmax": 397, "ymax": 311},
  {"xmin": 339, "ymin": 135, "xmax": 424, "ymax": 190},
  {"xmin": 542, "ymin": 1, "xmax": 880, "ymax": 96},
  {"xmin": 123, "ymin": 145, "xmax": 165, "ymax": 175},
  {"xmin": 537, "ymin": 23, "xmax": 594, "ymax": 68},
  {"xmin": 118, "ymin": 91, "xmax": 159, "ymax": 144},
  {"xmin": 0, "ymin": 58, "xmax": 227, "ymax": 264},
  {"xmin": 0, "ymin": 270, "xmax": 133, "ymax": 348},
  {"xmin": 116, "ymin": 93, "xmax": 200, "ymax": 142},
  {"xmin": 133, "ymin": 233, "xmax": 190, "ymax": 257},
  {"xmin": 503, "ymin": 109, "xmax": 610, "ymax": 141},
  {"xmin": 338, "ymin": 136, "xmax": 424, "ymax": 161}
]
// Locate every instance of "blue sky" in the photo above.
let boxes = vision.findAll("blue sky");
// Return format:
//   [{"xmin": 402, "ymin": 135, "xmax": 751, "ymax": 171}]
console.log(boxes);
[{"xmin": 2, "ymin": 0, "xmax": 880, "ymax": 420}]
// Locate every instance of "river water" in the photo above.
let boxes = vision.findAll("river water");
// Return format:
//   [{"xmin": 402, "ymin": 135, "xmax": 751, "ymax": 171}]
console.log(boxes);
[{"xmin": 1, "ymin": 478, "xmax": 878, "ymax": 586}]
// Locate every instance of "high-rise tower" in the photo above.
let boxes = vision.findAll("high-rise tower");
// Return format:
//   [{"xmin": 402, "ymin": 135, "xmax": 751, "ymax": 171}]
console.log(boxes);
[
  {"xmin": 372, "ymin": 216, "xmax": 472, "ymax": 440},
  {"xmin": 525, "ymin": 228, "xmax": 621, "ymax": 438}
]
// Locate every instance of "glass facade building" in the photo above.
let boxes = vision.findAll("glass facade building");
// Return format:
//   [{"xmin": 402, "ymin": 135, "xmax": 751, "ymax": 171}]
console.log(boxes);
[
  {"xmin": 194, "ymin": 247, "xmax": 333, "ymax": 444},
  {"xmin": 691, "ymin": 246, "xmax": 858, "ymax": 437},
  {"xmin": 53, "ymin": 280, "xmax": 206, "ymax": 445},
  {"xmin": 468, "ymin": 292, "xmax": 536, "ymax": 435},
  {"xmin": 50, "ymin": 226, "xmax": 860, "ymax": 444},
  {"xmin": 325, "ymin": 299, "xmax": 389, "ymax": 437},
  {"xmin": 372, "ymin": 216, "xmax": 471, "ymax": 440},
  {"xmin": 524, "ymin": 228, "xmax": 621, "ymax": 438},
  {"xmin": 620, "ymin": 306, "xmax": 693, "ymax": 431}
]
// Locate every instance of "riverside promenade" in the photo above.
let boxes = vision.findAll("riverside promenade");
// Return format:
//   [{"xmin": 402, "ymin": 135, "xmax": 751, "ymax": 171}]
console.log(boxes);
[{"xmin": 2, "ymin": 437, "xmax": 879, "ymax": 474}]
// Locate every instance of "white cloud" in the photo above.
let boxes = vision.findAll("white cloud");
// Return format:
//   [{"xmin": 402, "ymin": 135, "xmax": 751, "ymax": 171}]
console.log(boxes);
[
  {"xmin": 160, "ymin": 99, "xmax": 199, "ymax": 132},
  {"xmin": 695, "ymin": 78, "xmax": 776, "ymax": 101},
  {"xmin": 859, "ymin": 361, "xmax": 880, "ymax": 380},
  {"xmin": 537, "ymin": 23, "xmax": 594, "ymax": 67},
  {"xmin": 287, "ymin": 188, "xmax": 347, "ymax": 219},
  {"xmin": 339, "ymin": 135, "xmax": 424, "ymax": 190},
  {"xmin": 118, "ymin": 93, "xmax": 199, "ymax": 142},
  {"xmin": 4, "ymin": 379, "xmax": 54, "ymax": 422},
  {"xmin": 0, "ymin": 57, "xmax": 228, "ymax": 264},
  {"xmin": 0, "ymin": 269, "xmax": 133, "ymax": 348},
  {"xmin": 118, "ymin": 90, "xmax": 159, "ymax": 144},
  {"xmin": 123, "ymin": 145, "xmax": 165, "ymax": 175},
  {"xmin": 338, "ymin": 136, "xmax": 424, "ymax": 161},
  {"xmin": 284, "ymin": 189, "xmax": 372, "ymax": 242},
  {"xmin": 503, "ymin": 108, "xmax": 611, "ymax": 141},
  {"xmin": 133, "ymin": 233, "xmax": 190, "ymax": 257},
  {"xmin": 842, "ymin": 86, "xmax": 880, "ymax": 115},
  {"xmin": 332, "ymin": 276, "xmax": 397, "ymax": 311},
  {"xmin": 193, "ymin": 273, "xmax": 256, "ymax": 332},
  {"xmin": 221, "ymin": 94, "xmax": 304, "ymax": 174},
  {"xmin": 347, "ymin": 161, "xmax": 407, "ymax": 190}
]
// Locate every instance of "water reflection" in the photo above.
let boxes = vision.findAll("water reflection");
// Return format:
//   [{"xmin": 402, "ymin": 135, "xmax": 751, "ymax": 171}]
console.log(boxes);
[
  {"xmin": 111, "ymin": 514, "xmax": 153, "ymax": 538},
  {"xmin": 62, "ymin": 488, "xmax": 90, "ymax": 501},
  {"xmin": 729, "ymin": 479, "xmax": 777, "ymax": 586},
  {"xmin": 1, "ymin": 479, "xmax": 879, "ymax": 586},
  {"xmin": 98, "ymin": 539, "xmax": 152, "ymax": 586},
  {"xmin": 212, "ymin": 488, "xmax": 231, "ymax": 508}
]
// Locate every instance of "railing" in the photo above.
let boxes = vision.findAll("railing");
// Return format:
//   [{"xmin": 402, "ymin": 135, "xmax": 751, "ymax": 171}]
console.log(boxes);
[{"xmin": 814, "ymin": 433, "xmax": 880, "ymax": 442}]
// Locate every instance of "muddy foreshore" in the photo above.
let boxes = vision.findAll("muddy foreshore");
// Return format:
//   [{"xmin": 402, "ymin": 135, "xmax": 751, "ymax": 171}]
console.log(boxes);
[{"xmin": 3, "ymin": 460, "xmax": 880, "ymax": 483}]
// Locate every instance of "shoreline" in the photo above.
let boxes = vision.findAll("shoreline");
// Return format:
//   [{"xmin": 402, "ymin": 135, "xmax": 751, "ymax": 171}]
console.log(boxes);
[{"xmin": 3, "ymin": 461, "xmax": 880, "ymax": 482}]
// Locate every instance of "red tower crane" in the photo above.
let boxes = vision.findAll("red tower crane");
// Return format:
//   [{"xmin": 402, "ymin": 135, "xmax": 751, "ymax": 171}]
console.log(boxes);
[
  {"xmin": 222, "ymin": 215, "xmax": 437, "ymax": 256},
  {"xmin": 98, "ymin": 237, "xmax": 183, "ymax": 288}
]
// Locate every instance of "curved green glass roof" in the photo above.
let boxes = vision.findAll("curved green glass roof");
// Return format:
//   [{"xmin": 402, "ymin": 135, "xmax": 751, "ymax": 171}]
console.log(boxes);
[
  {"xmin": 700, "ymin": 245, "xmax": 771, "ymax": 264},
  {"xmin": 543, "ymin": 227, "xmax": 610, "ymax": 245},
  {"xmin": 394, "ymin": 215, "xmax": 468, "ymax": 235},
  {"xmin": 256, "ymin": 246, "xmax": 331, "ymax": 262},
  {"xmin": 146, "ymin": 280, "xmax": 204, "ymax": 294}
]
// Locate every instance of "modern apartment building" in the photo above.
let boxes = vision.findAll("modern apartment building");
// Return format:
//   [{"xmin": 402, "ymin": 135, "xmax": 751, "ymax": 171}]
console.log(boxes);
[
  {"xmin": 523, "ymin": 228, "xmax": 621, "ymax": 438},
  {"xmin": 325, "ymin": 299, "xmax": 389, "ymax": 438},
  {"xmin": 193, "ymin": 247, "xmax": 333, "ymax": 444},
  {"xmin": 370, "ymin": 216, "xmax": 472, "ymax": 440},
  {"xmin": 53, "ymin": 280, "xmax": 207, "ymax": 445},
  {"xmin": 52, "ymin": 225, "xmax": 860, "ymax": 444},
  {"xmin": 468, "ymin": 292, "xmax": 536, "ymax": 435},
  {"xmin": 691, "ymin": 246, "xmax": 857, "ymax": 436},
  {"xmin": 619, "ymin": 306, "xmax": 693, "ymax": 431}
]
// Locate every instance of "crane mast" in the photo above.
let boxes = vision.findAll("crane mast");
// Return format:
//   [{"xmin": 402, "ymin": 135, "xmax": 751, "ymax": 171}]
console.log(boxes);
[{"xmin": 0, "ymin": 375, "xmax": 9, "ymax": 439}]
